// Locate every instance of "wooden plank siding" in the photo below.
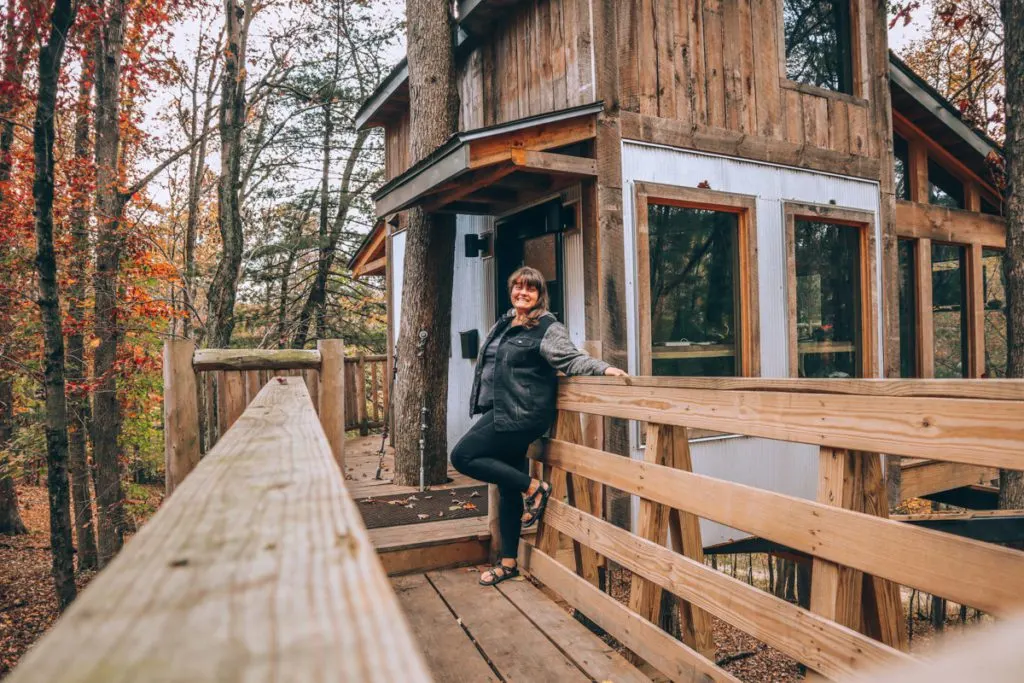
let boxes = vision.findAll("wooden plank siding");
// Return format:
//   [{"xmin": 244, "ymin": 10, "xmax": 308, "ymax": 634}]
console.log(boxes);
[{"xmin": 614, "ymin": 0, "xmax": 877, "ymax": 163}]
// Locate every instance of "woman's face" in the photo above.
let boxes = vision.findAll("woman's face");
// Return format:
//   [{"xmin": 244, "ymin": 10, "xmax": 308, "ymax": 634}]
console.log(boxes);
[{"xmin": 510, "ymin": 279, "xmax": 539, "ymax": 315}]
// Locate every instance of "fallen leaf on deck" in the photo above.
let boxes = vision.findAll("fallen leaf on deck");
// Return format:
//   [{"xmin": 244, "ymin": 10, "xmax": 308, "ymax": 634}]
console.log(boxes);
[
  {"xmin": 469, "ymin": 491, "xmax": 481, "ymax": 498},
  {"xmin": 462, "ymin": 503, "xmax": 477, "ymax": 511},
  {"xmin": 417, "ymin": 514, "xmax": 429, "ymax": 520},
  {"xmin": 448, "ymin": 505, "xmax": 462, "ymax": 511}
]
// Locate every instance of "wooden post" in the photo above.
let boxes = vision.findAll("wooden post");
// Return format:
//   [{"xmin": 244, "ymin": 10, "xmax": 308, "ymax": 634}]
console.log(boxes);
[
  {"xmin": 356, "ymin": 354, "xmax": 368, "ymax": 436},
  {"xmin": 967, "ymin": 243, "xmax": 985, "ymax": 377},
  {"xmin": 163, "ymin": 339, "xmax": 200, "ymax": 496},
  {"xmin": 318, "ymin": 340, "xmax": 346, "ymax": 472},
  {"xmin": 628, "ymin": 423, "xmax": 674, "ymax": 631}
]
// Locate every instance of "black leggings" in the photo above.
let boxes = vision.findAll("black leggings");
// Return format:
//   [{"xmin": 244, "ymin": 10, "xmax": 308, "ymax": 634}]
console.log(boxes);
[{"xmin": 450, "ymin": 410, "xmax": 544, "ymax": 560}]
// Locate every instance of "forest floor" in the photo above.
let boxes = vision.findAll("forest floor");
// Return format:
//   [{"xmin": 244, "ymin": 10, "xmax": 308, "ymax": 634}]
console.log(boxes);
[{"xmin": 0, "ymin": 483, "xmax": 163, "ymax": 678}]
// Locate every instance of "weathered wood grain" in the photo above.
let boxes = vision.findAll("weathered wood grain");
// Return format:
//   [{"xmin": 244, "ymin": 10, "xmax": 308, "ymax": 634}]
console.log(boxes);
[
  {"xmin": 192, "ymin": 348, "xmax": 321, "ymax": 371},
  {"xmin": 7, "ymin": 378, "xmax": 432, "ymax": 683},
  {"xmin": 163, "ymin": 340, "xmax": 200, "ymax": 496}
]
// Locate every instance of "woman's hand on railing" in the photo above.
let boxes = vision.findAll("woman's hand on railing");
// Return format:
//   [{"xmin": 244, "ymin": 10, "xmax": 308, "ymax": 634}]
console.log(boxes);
[{"xmin": 604, "ymin": 367, "xmax": 628, "ymax": 377}]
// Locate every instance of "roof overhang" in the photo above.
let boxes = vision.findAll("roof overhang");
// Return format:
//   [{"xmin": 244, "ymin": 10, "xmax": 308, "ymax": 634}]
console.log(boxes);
[
  {"xmin": 372, "ymin": 103, "xmax": 602, "ymax": 218},
  {"xmin": 349, "ymin": 219, "xmax": 387, "ymax": 278}
]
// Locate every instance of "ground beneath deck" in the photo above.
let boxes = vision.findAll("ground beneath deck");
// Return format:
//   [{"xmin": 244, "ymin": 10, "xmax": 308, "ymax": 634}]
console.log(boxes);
[{"xmin": 394, "ymin": 569, "xmax": 652, "ymax": 683}]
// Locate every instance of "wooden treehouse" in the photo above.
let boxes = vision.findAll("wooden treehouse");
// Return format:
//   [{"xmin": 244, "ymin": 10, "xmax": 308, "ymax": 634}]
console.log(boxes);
[{"xmin": 7, "ymin": 0, "xmax": 1024, "ymax": 681}]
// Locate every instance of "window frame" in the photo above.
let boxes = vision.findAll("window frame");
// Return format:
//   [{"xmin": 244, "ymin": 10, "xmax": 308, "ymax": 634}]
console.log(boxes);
[
  {"xmin": 778, "ymin": 0, "xmax": 867, "ymax": 99},
  {"xmin": 634, "ymin": 183, "xmax": 761, "ymax": 380},
  {"xmin": 784, "ymin": 202, "xmax": 878, "ymax": 378}
]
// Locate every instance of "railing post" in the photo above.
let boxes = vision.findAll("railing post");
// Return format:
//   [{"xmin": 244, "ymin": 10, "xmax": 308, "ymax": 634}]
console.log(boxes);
[
  {"xmin": 318, "ymin": 339, "xmax": 346, "ymax": 472},
  {"xmin": 356, "ymin": 354, "xmax": 368, "ymax": 436},
  {"xmin": 163, "ymin": 339, "xmax": 200, "ymax": 496}
]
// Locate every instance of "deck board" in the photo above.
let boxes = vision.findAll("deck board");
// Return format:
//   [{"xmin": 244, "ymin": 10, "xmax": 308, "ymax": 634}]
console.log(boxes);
[
  {"xmin": 392, "ymin": 575, "xmax": 499, "ymax": 682},
  {"xmin": 496, "ymin": 578, "xmax": 651, "ymax": 683},
  {"xmin": 426, "ymin": 569, "xmax": 598, "ymax": 682}
]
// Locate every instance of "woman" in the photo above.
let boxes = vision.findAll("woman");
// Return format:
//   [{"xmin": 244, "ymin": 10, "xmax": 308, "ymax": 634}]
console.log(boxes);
[{"xmin": 451, "ymin": 266, "xmax": 627, "ymax": 587}]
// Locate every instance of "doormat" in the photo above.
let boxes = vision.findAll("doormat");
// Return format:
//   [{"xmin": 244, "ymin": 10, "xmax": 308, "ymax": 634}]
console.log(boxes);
[{"xmin": 357, "ymin": 485, "xmax": 488, "ymax": 530}]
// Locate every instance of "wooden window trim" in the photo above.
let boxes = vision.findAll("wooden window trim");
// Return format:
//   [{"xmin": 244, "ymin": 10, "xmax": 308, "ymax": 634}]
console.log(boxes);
[
  {"xmin": 777, "ymin": 0, "xmax": 868, "ymax": 100},
  {"xmin": 634, "ymin": 182, "xmax": 762, "ymax": 380},
  {"xmin": 784, "ymin": 202, "xmax": 879, "ymax": 378}
]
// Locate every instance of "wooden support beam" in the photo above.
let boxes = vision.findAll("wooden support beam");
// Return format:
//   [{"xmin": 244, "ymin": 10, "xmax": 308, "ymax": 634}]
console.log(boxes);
[
  {"xmin": 914, "ymin": 238, "xmax": 935, "ymax": 377},
  {"xmin": 628, "ymin": 424, "xmax": 674, "ymax": 628},
  {"xmin": 666, "ymin": 426, "xmax": 715, "ymax": 658},
  {"xmin": 163, "ymin": 340, "xmax": 200, "ymax": 496},
  {"xmin": 554, "ymin": 411, "xmax": 602, "ymax": 586},
  {"xmin": 901, "ymin": 459, "xmax": 998, "ymax": 499},
  {"xmin": 422, "ymin": 163, "xmax": 517, "ymax": 213},
  {"xmin": 219, "ymin": 371, "xmax": 245, "ymax": 434},
  {"xmin": 895, "ymin": 201, "xmax": 1006, "ymax": 249},
  {"xmin": 509, "ymin": 149, "xmax": 598, "ymax": 176},
  {"xmin": 193, "ymin": 348, "xmax": 322, "ymax": 372},
  {"xmin": 317, "ymin": 339, "xmax": 346, "ymax": 472},
  {"xmin": 968, "ymin": 243, "xmax": 986, "ymax": 377}
]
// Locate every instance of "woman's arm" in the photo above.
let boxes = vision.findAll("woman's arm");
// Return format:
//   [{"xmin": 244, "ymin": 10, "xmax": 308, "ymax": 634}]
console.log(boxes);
[{"xmin": 539, "ymin": 322, "xmax": 615, "ymax": 376}]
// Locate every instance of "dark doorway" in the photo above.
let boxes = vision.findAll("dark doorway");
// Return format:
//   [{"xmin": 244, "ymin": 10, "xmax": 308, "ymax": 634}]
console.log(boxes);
[{"xmin": 494, "ymin": 199, "xmax": 573, "ymax": 322}]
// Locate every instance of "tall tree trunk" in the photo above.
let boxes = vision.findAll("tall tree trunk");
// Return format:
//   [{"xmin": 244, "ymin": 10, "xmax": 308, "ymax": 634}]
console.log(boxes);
[
  {"xmin": 291, "ymin": 129, "xmax": 370, "ymax": 349},
  {"xmin": 0, "ymin": 0, "xmax": 30, "ymax": 539},
  {"xmin": 92, "ymin": 0, "xmax": 128, "ymax": 566},
  {"xmin": 206, "ymin": 0, "xmax": 248, "ymax": 348},
  {"xmin": 32, "ymin": 0, "xmax": 78, "ymax": 609},
  {"xmin": 392, "ymin": 0, "xmax": 459, "ymax": 486},
  {"xmin": 1001, "ymin": 0, "xmax": 1024, "ymax": 509},
  {"xmin": 0, "ymin": 381, "xmax": 27, "ymax": 535},
  {"xmin": 68, "ymin": 58, "xmax": 99, "ymax": 571}
]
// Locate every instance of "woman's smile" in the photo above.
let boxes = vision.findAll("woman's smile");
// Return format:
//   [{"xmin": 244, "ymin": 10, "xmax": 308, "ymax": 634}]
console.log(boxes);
[{"xmin": 511, "ymin": 280, "xmax": 539, "ymax": 314}]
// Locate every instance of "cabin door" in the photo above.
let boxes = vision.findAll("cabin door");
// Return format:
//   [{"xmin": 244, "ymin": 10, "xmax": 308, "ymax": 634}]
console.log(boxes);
[{"xmin": 493, "ymin": 199, "xmax": 571, "ymax": 323}]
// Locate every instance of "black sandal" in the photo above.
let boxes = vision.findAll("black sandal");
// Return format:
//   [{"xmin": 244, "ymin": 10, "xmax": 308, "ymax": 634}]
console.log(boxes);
[
  {"xmin": 521, "ymin": 481, "xmax": 551, "ymax": 528},
  {"xmin": 479, "ymin": 563, "xmax": 519, "ymax": 586}
]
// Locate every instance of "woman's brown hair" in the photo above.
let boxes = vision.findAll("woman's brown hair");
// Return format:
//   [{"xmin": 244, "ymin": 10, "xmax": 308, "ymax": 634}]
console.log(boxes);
[{"xmin": 508, "ymin": 266, "xmax": 549, "ymax": 328}]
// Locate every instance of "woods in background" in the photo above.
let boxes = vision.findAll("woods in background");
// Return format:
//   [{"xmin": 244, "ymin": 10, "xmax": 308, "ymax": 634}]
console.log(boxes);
[{"xmin": 0, "ymin": 0, "xmax": 397, "ymax": 608}]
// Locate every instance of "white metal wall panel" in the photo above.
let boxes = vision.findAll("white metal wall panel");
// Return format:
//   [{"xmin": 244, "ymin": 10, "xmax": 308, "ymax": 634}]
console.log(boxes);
[
  {"xmin": 563, "ymin": 227, "xmax": 586, "ymax": 347},
  {"xmin": 446, "ymin": 215, "xmax": 496, "ymax": 454},
  {"xmin": 622, "ymin": 142, "xmax": 883, "ymax": 545},
  {"xmin": 390, "ymin": 230, "xmax": 406, "ymax": 336}
]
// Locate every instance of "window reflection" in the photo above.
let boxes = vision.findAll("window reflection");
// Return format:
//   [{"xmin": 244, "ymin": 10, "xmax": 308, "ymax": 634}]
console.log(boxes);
[
  {"xmin": 898, "ymin": 239, "xmax": 917, "ymax": 377},
  {"xmin": 982, "ymin": 248, "xmax": 1007, "ymax": 377},
  {"xmin": 931, "ymin": 244, "xmax": 968, "ymax": 377},
  {"xmin": 894, "ymin": 136, "xmax": 910, "ymax": 201},
  {"xmin": 794, "ymin": 221, "xmax": 861, "ymax": 378},
  {"xmin": 783, "ymin": 0, "xmax": 853, "ymax": 94},
  {"xmin": 648, "ymin": 204, "xmax": 739, "ymax": 377},
  {"xmin": 928, "ymin": 160, "xmax": 964, "ymax": 209}
]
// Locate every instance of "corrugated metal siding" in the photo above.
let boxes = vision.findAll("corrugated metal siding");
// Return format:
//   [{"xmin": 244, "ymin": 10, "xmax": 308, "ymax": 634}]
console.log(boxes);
[
  {"xmin": 390, "ymin": 230, "xmax": 406, "ymax": 336},
  {"xmin": 622, "ymin": 142, "xmax": 884, "ymax": 545},
  {"xmin": 563, "ymin": 227, "xmax": 586, "ymax": 347}
]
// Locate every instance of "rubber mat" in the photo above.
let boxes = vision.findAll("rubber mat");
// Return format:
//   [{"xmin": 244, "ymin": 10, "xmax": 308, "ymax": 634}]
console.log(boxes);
[{"xmin": 357, "ymin": 484, "xmax": 489, "ymax": 530}]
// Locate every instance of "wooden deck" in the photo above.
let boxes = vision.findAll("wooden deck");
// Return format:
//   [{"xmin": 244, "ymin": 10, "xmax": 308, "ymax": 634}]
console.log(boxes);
[
  {"xmin": 345, "ymin": 435, "xmax": 495, "ymax": 574},
  {"xmin": 393, "ymin": 569, "xmax": 652, "ymax": 683}
]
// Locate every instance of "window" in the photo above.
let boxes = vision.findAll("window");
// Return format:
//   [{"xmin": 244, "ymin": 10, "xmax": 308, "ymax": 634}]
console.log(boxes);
[
  {"xmin": 898, "ymin": 239, "xmax": 917, "ymax": 377},
  {"xmin": 981, "ymin": 196, "xmax": 1002, "ymax": 216},
  {"xmin": 786, "ymin": 204, "xmax": 875, "ymax": 378},
  {"xmin": 893, "ymin": 135, "xmax": 910, "ymax": 201},
  {"xmin": 982, "ymin": 248, "xmax": 1007, "ymax": 377},
  {"xmin": 931, "ymin": 243, "xmax": 968, "ymax": 378},
  {"xmin": 928, "ymin": 160, "xmax": 964, "ymax": 209},
  {"xmin": 783, "ymin": 0, "xmax": 854, "ymax": 94},
  {"xmin": 635, "ymin": 184, "xmax": 759, "ymax": 379}
]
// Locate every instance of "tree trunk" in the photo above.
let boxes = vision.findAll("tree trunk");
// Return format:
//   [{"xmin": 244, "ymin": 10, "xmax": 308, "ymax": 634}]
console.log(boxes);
[
  {"xmin": 1001, "ymin": 0, "xmax": 1024, "ymax": 509},
  {"xmin": 292, "ymin": 130, "xmax": 370, "ymax": 349},
  {"xmin": 0, "ymin": 380, "xmax": 27, "ymax": 535},
  {"xmin": 92, "ymin": 0, "xmax": 128, "ymax": 566},
  {"xmin": 206, "ymin": 0, "xmax": 249, "ymax": 348},
  {"xmin": 67, "ymin": 59, "xmax": 99, "ymax": 571},
  {"xmin": 392, "ymin": 0, "xmax": 459, "ymax": 486},
  {"xmin": 32, "ymin": 0, "xmax": 78, "ymax": 609}
]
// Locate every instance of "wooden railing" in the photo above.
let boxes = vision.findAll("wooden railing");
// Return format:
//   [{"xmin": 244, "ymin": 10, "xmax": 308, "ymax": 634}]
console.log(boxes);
[
  {"xmin": 343, "ymin": 353, "xmax": 388, "ymax": 434},
  {"xmin": 163, "ymin": 339, "xmax": 346, "ymax": 494},
  {"xmin": 6, "ymin": 378, "xmax": 433, "ymax": 683},
  {"xmin": 521, "ymin": 376, "xmax": 1024, "ymax": 681}
]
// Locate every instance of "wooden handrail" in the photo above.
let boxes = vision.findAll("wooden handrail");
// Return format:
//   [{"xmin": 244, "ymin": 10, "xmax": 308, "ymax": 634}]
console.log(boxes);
[
  {"xmin": 192, "ymin": 348, "xmax": 322, "ymax": 371},
  {"xmin": 8, "ymin": 378, "xmax": 432, "ymax": 683},
  {"xmin": 557, "ymin": 378, "xmax": 1024, "ymax": 468}
]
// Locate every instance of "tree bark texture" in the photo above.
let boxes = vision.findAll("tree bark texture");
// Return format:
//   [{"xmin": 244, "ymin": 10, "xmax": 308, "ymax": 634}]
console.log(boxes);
[
  {"xmin": 1001, "ymin": 0, "xmax": 1024, "ymax": 509},
  {"xmin": 68, "ymin": 61, "xmax": 99, "ymax": 571},
  {"xmin": 33, "ymin": 0, "xmax": 78, "ymax": 609},
  {"xmin": 392, "ymin": 0, "xmax": 459, "ymax": 486},
  {"xmin": 206, "ymin": 0, "xmax": 249, "ymax": 348},
  {"xmin": 0, "ymin": 381, "xmax": 27, "ymax": 535},
  {"xmin": 92, "ymin": 0, "xmax": 128, "ymax": 566}
]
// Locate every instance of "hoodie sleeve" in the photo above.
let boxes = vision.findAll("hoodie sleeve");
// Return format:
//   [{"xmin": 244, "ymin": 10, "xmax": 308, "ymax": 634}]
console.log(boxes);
[{"xmin": 539, "ymin": 322, "xmax": 611, "ymax": 377}]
